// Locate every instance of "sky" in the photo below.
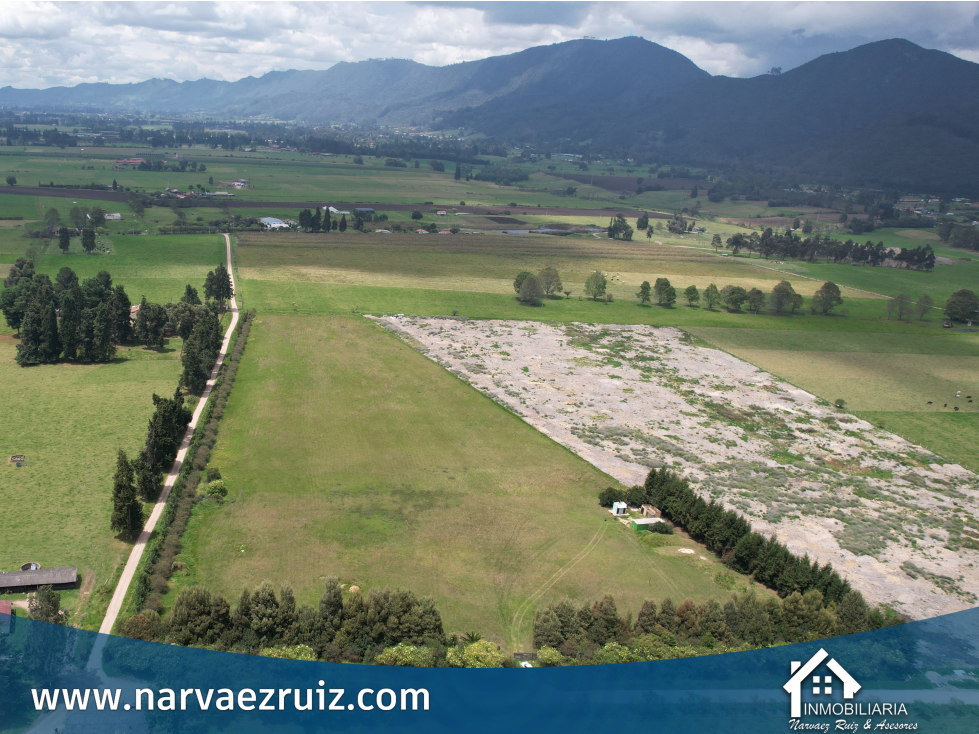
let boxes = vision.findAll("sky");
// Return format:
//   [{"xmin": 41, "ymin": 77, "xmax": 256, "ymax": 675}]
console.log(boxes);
[{"xmin": 0, "ymin": 1, "xmax": 977, "ymax": 88}]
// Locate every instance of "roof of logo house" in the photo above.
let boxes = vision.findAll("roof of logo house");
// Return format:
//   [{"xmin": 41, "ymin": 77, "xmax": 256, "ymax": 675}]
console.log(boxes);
[{"xmin": 784, "ymin": 648, "xmax": 861, "ymax": 719}]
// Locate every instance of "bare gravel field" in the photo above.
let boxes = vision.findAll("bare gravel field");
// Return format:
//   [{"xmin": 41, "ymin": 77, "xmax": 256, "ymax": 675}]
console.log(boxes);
[{"xmin": 372, "ymin": 315, "xmax": 979, "ymax": 619}]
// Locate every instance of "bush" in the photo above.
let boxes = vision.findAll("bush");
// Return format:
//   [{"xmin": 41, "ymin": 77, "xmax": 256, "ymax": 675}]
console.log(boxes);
[
  {"xmin": 203, "ymin": 479, "xmax": 228, "ymax": 498},
  {"xmin": 259, "ymin": 645, "xmax": 318, "ymax": 661},
  {"xmin": 649, "ymin": 522, "xmax": 674, "ymax": 535},
  {"xmin": 535, "ymin": 647, "xmax": 568, "ymax": 667},
  {"xmin": 447, "ymin": 640, "xmax": 505, "ymax": 668},
  {"xmin": 598, "ymin": 486, "xmax": 624, "ymax": 507},
  {"xmin": 375, "ymin": 642, "xmax": 435, "ymax": 667}
]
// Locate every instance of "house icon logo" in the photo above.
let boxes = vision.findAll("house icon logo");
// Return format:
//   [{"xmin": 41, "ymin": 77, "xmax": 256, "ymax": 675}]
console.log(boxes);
[{"xmin": 783, "ymin": 648, "xmax": 861, "ymax": 718}]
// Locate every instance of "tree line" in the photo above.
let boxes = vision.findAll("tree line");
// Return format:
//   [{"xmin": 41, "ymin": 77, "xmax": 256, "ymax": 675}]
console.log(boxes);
[
  {"xmin": 531, "ymin": 585, "xmax": 901, "ymax": 666},
  {"xmin": 133, "ymin": 312, "xmax": 254, "ymax": 614},
  {"xmin": 123, "ymin": 580, "xmax": 448, "ymax": 663},
  {"xmin": 601, "ymin": 468, "xmax": 853, "ymax": 603},
  {"xmin": 111, "ymin": 390, "xmax": 192, "ymax": 539},
  {"xmin": 725, "ymin": 229, "xmax": 935, "ymax": 271}
]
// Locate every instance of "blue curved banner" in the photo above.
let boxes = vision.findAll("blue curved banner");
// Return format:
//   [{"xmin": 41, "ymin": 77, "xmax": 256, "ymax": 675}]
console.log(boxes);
[{"xmin": 2, "ymin": 608, "xmax": 977, "ymax": 733}]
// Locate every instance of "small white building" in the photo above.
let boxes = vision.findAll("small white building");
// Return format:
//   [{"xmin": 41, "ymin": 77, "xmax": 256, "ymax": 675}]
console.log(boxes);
[
  {"xmin": 259, "ymin": 217, "xmax": 289, "ymax": 230},
  {"xmin": 610, "ymin": 502, "xmax": 628, "ymax": 516},
  {"xmin": 105, "ymin": 213, "xmax": 122, "ymax": 221}
]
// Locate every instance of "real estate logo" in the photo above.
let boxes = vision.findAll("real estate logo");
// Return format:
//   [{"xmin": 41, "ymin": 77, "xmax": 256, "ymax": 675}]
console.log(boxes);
[
  {"xmin": 783, "ymin": 649, "xmax": 912, "ymax": 729},
  {"xmin": 784, "ymin": 649, "xmax": 861, "ymax": 719}
]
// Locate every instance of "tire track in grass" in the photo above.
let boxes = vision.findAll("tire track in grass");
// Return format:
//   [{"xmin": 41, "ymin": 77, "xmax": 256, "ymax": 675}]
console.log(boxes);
[{"xmin": 507, "ymin": 520, "xmax": 609, "ymax": 649}]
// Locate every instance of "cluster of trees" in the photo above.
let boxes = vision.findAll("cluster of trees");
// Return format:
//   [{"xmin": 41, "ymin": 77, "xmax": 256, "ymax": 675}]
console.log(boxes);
[
  {"xmin": 3, "ymin": 263, "xmax": 131, "ymax": 365},
  {"xmin": 124, "ymin": 581, "xmax": 446, "ymax": 663},
  {"xmin": 473, "ymin": 165, "xmax": 529, "ymax": 186},
  {"xmin": 111, "ymin": 390, "xmax": 192, "ymax": 538},
  {"xmin": 136, "ymin": 159, "xmax": 205, "ymax": 173},
  {"xmin": 601, "ymin": 468, "xmax": 853, "ymax": 602},
  {"xmin": 531, "ymin": 587, "xmax": 899, "ymax": 665},
  {"xmin": 666, "ymin": 211, "xmax": 696, "ymax": 234},
  {"xmin": 24, "ymin": 206, "xmax": 105, "ymax": 243},
  {"xmin": 637, "ymin": 278, "xmax": 681, "ymax": 307},
  {"xmin": 296, "ymin": 208, "xmax": 372, "ymax": 233},
  {"xmin": 886, "ymin": 294, "xmax": 934, "ymax": 322},
  {"xmin": 726, "ymin": 229, "xmax": 935, "ymax": 271},
  {"xmin": 607, "ymin": 214, "xmax": 634, "ymax": 240},
  {"xmin": 945, "ymin": 289, "xmax": 979, "ymax": 322},
  {"xmin": 513, "ymin": 268, "xmax": 565, "ymax": 306},
  {"xmin": 27, "ymin": 585, "xmax": 67, "ymax": 625},
  {"xmin": 175, "ymin": 297, "xmax": 223, "ymax": 391},
  {"xmin": 2, "ymin": 123, "xmax": 78, "ymax": 148},
  {"xmin": 938, "ymin": 221, "xmax": 979, "ymax": 251}
]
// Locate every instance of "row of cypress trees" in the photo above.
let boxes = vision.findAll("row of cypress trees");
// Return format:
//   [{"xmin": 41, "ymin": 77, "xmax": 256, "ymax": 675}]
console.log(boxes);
[
  {"xmin": 601, "ymin": 468, "xmax": 851, "ymax": 603},
  {"xmin": 110, "ymin": 390, "xmax": 192, "ymax": 539}
]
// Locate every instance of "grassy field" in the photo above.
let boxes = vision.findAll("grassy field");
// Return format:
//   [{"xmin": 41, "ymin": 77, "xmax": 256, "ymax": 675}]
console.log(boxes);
[
  {"xmin": 166, "ymin": 314, "xmax": 757, "ymax": 650},
  {"xmin": 234, "ymin": 230, "xmax": 979, "ymax": 476},
  {"xmin": 0, "ymin": 338, "xmax": 185, "ymax": 629},
  {"xmin": 0, "ymin": 232, "xmax": 224, "ymax": 629},
  {"xmin": 33, "ymin": 233, "xmax": 227, "ymax": 303}
]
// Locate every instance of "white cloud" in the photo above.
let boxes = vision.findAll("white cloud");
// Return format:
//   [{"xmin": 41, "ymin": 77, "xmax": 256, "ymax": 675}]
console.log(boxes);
[{"xmin": 0, "ymin": 1, "xmax": 973, "ymax": 88}]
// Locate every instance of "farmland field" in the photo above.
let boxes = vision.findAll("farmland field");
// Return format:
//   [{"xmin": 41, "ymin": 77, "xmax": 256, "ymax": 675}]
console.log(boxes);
[
  {"xmin": 0, "ymin": 232, "xmax": 225, "ymax": 629},
  {"xmin": 0, "ymin": 337, "xmax": 184, "ymax": 629},
  {"xmin": 166, "ymin": 314, "xmax": 759, "ymax": 650}
]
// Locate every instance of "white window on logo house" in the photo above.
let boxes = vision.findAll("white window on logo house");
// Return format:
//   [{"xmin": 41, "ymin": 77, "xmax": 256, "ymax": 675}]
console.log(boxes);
[{"xmin": 783, "ymin": 649, "xmax": 861, "ymax": 719}]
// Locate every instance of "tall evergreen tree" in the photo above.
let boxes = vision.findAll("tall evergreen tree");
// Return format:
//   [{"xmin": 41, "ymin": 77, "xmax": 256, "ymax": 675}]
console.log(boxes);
[
  {"xmin": 322, "ymin": 209, "xmax": 331, "ymax": 233},
  {"xmin": 77, "ymin": 306, "xmax": 95, "ymax": 361},
  {"xmin": 319, "ymin": 577, "xmax": 344, "ymax": 643},
  {"xmin": 835, "ymin": 591, "xmax": 870, "ymax": 636},
  {"xmin": 59, "ymin": 289, "xmax": 81, "ymax": 360},
  {"xmin": 310, "ymin": 209, "xmax": 322, "ymax": 232},
  {"xmin": 39, "ymin": 301, "xmax": 61, "ymax": 362},
  {"xmin": 81, "ymin": 228, "xmax": 96, "ymax": 254},
  {"xmin": 180, "ymin": 284, "xmax": 202, "ymax": 305},
  {"xmin": 533, "ymin": 608, "xmax": 563, "ymax": 649},
  {"xmin": 15, "ymin": 300, "xmax": 44, "ymax": 365},
  {"xmin": 135, "ymin": 424, "xmax": 159, "ymax": 503},
  {"xmin": 634, "ymin": 599, "xmax": 659, "ymax": 633},
  {"xmin": 657, "ymin": 598, "xmax": 679, "ymax": 633},
  {"xmin": 110, "ymin": 449, "xmax": 143, "ymax": 540},
  {"xmin": 58, "ymin": 227, "xmax": 71, "ymax": 253},
  {"xmin": 91, "ymin": 301, "xmax": 116, "ymax": 362},
  {"xmin": 338, "ymin": 214, "xmax": 347, "ymax": 232},
  {"xmin": 111, "ymin": 285, "xmax": 132, "ymax": 343},
  {"xmin": 454, "ymin": 163, "xmax": 461, "ymax": 180}
]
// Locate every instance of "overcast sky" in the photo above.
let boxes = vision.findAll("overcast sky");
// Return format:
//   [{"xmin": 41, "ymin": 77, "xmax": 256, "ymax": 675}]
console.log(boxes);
[{"xmin": 1, "ymin": 1, "xmax": 977, "ymax": 88}]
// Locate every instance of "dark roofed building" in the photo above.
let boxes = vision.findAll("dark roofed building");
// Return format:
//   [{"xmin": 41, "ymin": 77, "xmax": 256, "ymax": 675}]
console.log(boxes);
[{"xmin": 0, "ymin": 566, "xmax": 77, "ymax": 593}]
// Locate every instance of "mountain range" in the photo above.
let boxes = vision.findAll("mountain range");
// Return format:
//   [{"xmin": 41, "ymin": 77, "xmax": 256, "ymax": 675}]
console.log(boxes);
[{"xmin": 2, "ymin": 37, "xmax": 978, "ymax": 193}]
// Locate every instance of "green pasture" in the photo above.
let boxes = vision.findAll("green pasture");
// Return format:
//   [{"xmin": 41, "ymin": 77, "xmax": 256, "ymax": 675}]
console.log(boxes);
[
  {"xmin": 0, "ymin": 338, "xmax": 186, "ymax": 630},
  {"xmin": 34, "ymin": 233, "xmax": 226, "ymax": 304},
  {"xmin": 233, "ymin": 230, "xmax": 979, "ymax": 477},
  {"xmin": 689, "ymin": 328, "xmax": 979, "ymax": 472},
  {"xmin": 166, "ymin": 314, "xmax": 754, "ymax": 650}
]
